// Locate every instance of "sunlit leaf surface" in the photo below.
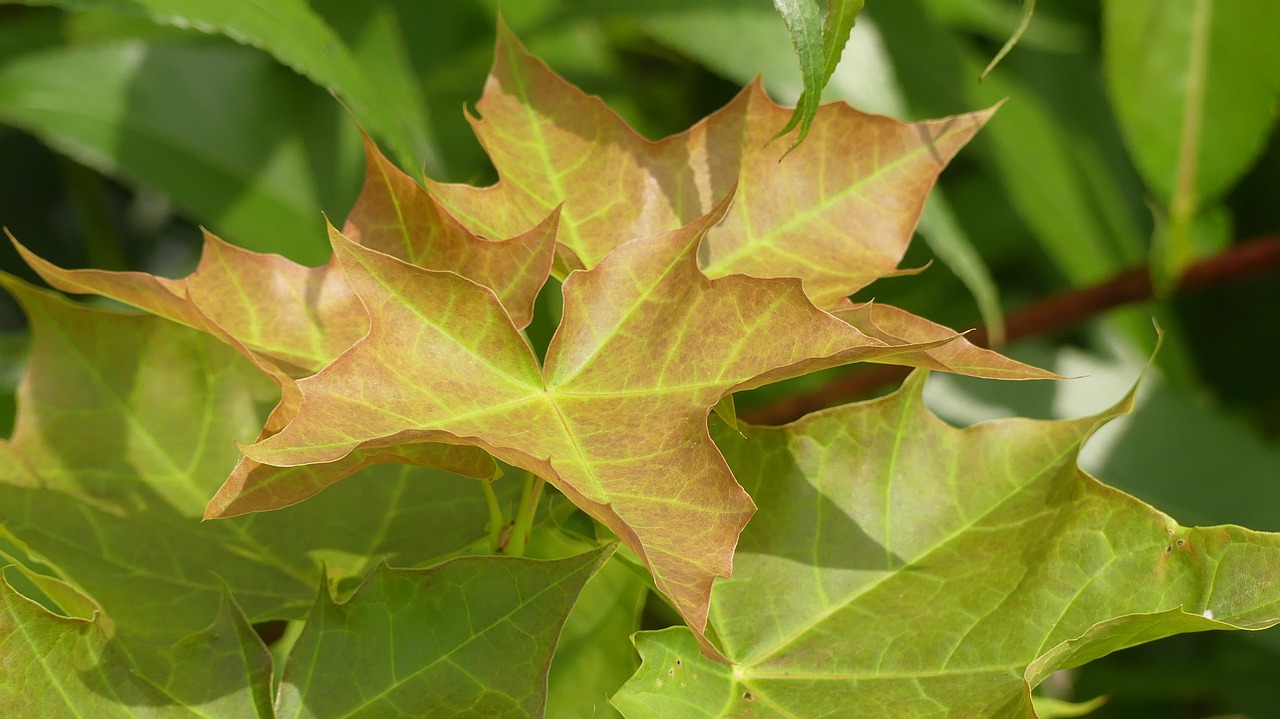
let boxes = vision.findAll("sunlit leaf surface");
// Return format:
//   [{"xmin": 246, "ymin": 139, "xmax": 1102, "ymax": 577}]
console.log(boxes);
[
  {"xmin": 276, "ymin": 546, "xmax": 613, "ymax": 719},
  {"xmin": 8, "ymin": 22, "xmax": 1051, "ymax": 652},
  {"xmin": 429, "ymin": 22, "xmax": 991, "ymax": 309},
  {"xmin": 613, "ymin": 371, "xmax": 1280, "ymax": 717}
]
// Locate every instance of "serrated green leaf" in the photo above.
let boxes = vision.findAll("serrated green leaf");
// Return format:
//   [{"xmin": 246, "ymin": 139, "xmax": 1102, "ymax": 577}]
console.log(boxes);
[
  {"xmin": 613, "ymin": 371, "xmax": 1280, "ymax": 717},
  {"xmin": 276, "ymin": 545, "xmax": 615, "ymax": 719},
  {"xmin": 772, "ymin": 0, "xmax": 864, "ymax": 148},
  {"xmin": 0, "ymin": 574, "xmax": 272, "ymax": 718}
]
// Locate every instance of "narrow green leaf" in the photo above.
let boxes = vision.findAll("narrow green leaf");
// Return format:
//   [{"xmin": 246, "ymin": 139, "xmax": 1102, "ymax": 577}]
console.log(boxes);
[
  {"xmin": 771, "ymin": 0, "xmax": 865, "ymax": 147},
  {"xmin": 0, "ymin": 331, "xmax": 24, "ymax": 439},
  {"xmin": 978, "ymin": 0, "xmax": 1035, "ymax": 80},
  {"xmin": 1104, "ymin": 0, "xmax": 1280, "ymax": 205},
  {"xmin": 614, "ymin": 370, "xmax": 1280, "ymax": 717},
  {"xmin": 308, "ymin": 0, "xmax": 440, "ymax": 172},
  {"xmin": 918, "ymin": 193, "xmax": 1006, "ymax": 346},
  {"xmin": 13, "ymin": 0, "xmax": 437, "ymax": 173},
  {"xmin": 276, "ymin": 545, "xmax": 615, "ymax": 719},
  {"xmin": 925, "ymin": 0, "xmax": 1086, "ymax": 54},
  {"xmin": 0, "ymin": 575, "xmax": 273, "ymax": 718},
  {"xmin": 869, "ymin": 0, "xmax": 1205, "ymax": 381}
]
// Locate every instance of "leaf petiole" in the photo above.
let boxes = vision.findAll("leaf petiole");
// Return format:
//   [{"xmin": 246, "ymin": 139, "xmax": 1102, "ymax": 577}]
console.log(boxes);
[
  {"xmin": 505, "ymin": 472, "xmax": 545, "ymax": 557},
  {"xmin": 482, "ymin": 477, "xmax": 506, "ymax": 554}
]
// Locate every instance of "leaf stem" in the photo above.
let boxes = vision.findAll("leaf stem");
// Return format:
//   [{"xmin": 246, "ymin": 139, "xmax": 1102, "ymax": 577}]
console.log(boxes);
[
  {"xmin": 505, "ymin": 472, "xmax": 545, "ymax": 557},
  {"xmin": 482, "ymin": 478, "xmax": 506, "ymax": 554}
]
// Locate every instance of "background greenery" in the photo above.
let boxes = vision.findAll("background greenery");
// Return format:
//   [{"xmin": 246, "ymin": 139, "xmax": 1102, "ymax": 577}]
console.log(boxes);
[{"xmin": 0, "ymin": 1, "xmax": 1277, "ymax": 716}]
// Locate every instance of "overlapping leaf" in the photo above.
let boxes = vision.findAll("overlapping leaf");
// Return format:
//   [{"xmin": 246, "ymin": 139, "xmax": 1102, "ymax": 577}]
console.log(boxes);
[
  {"xmin": 344, "ymin": 132, "xmax": 559, "ymax": 330},
  {"xmin": 12, "ymin": 132, "xmax": 556, "ymax": 371},
  {"xmin": 428, "ymin": 22, "xmax": 995, "ymax": 309},
  {"xmin": 236, "ymin": 194, "xmax": 1051, "ymax": 649},
  {"xmin": 0, "ymin": 275, "xmax": 519, "ymax": 641},
  {"xmin": 612, "ymin": 371, "xmax": 1280, "ymax": 717},
  {"xmin": 537, "ymin": 529, "xmax": 647, "ymax": 719},
  {"xmin": 9, "ymin": 135, "xmax": 564, "ymax": 511},
  {"xmin": 0, "ymin": 575, "xmax": 272, "ymax": 718},
  {"xmin": 276, "ymin": 546, "xmax": 613, "ymax": 719},
  {"xmin": 7, "ymin": 19, "xmax": 1054, "ymax": 659}
]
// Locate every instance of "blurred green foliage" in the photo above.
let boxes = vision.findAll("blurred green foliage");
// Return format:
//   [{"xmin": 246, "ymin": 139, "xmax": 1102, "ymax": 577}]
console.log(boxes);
[{"xmin": 0, "ymin": 1, "xmax": 1277, "ymax": 716}]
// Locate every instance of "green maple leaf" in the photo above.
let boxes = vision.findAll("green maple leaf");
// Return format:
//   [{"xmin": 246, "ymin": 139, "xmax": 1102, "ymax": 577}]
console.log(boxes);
[{"xmin": 612, "ymin": 371, "xmax": 1280, "ymax": 717}]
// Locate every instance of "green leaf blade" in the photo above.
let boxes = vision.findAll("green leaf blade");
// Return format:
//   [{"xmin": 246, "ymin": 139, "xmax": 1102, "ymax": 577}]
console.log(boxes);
[
  {"xmin": 0, "ymin": 574, "xmax": 273, "ymax": 719},
  {"xmin": 1104, "ymin": 0, "xmax": 1280, "ymax": 281},
  {"xmin": 276, "ymin": 546, "xmax": 615, "ymax": 719},
  {"xmin": 616, "ymin": 370, "xmax": 1280, "ymax": 716}
]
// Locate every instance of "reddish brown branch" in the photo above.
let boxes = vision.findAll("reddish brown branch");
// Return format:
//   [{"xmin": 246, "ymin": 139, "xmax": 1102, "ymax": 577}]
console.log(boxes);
[{"xmin": 742, "ymin": 233, "xmax": 1280, "ymax": 426}]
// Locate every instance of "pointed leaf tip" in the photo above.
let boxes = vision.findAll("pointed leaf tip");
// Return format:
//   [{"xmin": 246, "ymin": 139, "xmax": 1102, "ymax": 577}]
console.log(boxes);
[{"xmin": 344, "ymin": 133, "xmax": 557, "ymax": 329}]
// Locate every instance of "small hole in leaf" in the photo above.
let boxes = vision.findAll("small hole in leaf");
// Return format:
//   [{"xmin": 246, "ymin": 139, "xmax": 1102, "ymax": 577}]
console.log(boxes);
[
  {"xmin": 743, "ymin": 691, "xmax": 754, "ymax": 702},
  {"xmin": 1176, "ymin": 539, "xmax": 1186, "ymax": 547},
  {"xmin": 675, "ymin": 659, "xmax": 682, "ymax": 666},
  {"xmin": 668, "ymin": 668, "xmax": 675, "ymax": 677},
  {"xmin": 1165, "ymin": 545, "xmax": 1173, "ymax": 554}
]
